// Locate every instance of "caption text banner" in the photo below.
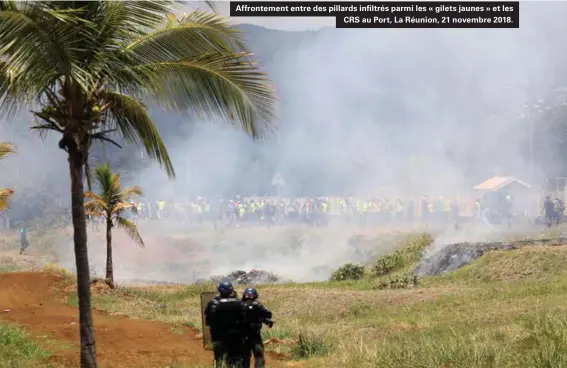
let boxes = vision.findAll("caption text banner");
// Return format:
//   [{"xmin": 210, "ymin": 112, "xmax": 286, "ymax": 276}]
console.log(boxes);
[{"xmin": 229, "ymin": 1, "xmax": 520, "ymax": 28}]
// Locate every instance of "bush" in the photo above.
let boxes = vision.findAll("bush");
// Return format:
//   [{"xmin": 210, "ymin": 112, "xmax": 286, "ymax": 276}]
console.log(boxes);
[
  {"xmin": 374, "ymin": 275, "xmax": 419, "ymax": 290},
  {"xmin": 330, "ymin": 263, "xmax": 366, "ymax": 281},
  {"xmin": 370, "ymin": 233, "xmax": 433, "ymax": 277},
  {"xmin": 371, "ymin": 252, "xmax": 405, "ymax": 277}
]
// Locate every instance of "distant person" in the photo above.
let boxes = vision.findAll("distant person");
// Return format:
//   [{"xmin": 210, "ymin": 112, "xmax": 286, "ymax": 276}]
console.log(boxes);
[
  {"xmin": 19, "ymin": 225, "xmax": 29, "ymax": 254},
  {"xmin": 204, "ymin": 281, "xmax": 247, "ymax": 367},
  {"xmin": 241, "ymin": 287, "xmax": 273, "ymax": 368},
  {"xmin": 543, "ymin": 196, "xmax": 555, "ymax": 228}
]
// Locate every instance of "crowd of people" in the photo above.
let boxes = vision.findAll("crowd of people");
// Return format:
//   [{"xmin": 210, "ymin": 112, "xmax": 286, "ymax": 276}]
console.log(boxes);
[
  {"xmin": 204, "ymin": 282, "xmax": 273, "ymax": 368},
  {"xmin": 84, "ymin": 192, "xmax": 566, "ymax": 230},
  {"xmin": 120, "ymin": 195, "xmax": 467, "ymax": 227}
]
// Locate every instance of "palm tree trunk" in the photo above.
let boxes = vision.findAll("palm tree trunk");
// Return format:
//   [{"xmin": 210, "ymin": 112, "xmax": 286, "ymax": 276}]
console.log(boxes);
[
  {"xmin": 68, "ymin": 145, "xmax": 98, "ymax": 368},
  {"xmin": 105, "ymin": 219, "xmax": 114, "ymax": 289}
]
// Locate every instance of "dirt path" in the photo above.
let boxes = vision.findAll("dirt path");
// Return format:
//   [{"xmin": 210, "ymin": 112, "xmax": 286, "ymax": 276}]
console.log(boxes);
[{"xmin": 0, "ymin": 272, "xmax": 293, "ymax": 367}]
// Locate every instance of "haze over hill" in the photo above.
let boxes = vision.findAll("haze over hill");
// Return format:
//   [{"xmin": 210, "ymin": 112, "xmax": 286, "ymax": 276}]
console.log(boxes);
[
  {"xmin": 3, "ymin": 3, "xmax": 567, "ymax": 283},
  {"xmin": 4, "ymin": 6, "xmax": 567, "ymax": 212},
  {"xmin": 100, "ymin": 5, "xmax": 567, "ymax": 201}
]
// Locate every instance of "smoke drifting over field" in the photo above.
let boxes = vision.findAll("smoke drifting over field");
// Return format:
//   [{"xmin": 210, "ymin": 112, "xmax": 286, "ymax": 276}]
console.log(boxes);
[
  {"xmin": 3, "ymin": 3, "xmax": 567, "ymax": 282},
  {"xmin": 144, "ymin": 3, "xmax": 567, "ymax": 199}
]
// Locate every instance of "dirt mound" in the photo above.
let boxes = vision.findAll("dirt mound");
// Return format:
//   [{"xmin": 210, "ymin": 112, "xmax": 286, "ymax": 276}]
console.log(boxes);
[
  {"xmin": 209, "ymin": 269, "xmax": 284, "ymax": 285},
  {"xmin": 0, "ymin": 271, "xmax": 292, "ymax": 367},
  {"xmin": 415, "ymin": 238, "xmax": 567, "ymax": 277}
]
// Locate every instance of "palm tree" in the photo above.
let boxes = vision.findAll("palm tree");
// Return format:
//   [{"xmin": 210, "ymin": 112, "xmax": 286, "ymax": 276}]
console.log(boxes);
[
  {"xmin": 0, "ymin": 142, "xmax": 15, "ymax": 211},
  {"xmin": 84, "ymin": 163, "xmax": 143, "ymax": 289},
  {"xmin": 0, "ymin": 2, "xmax": 277, "ymax": 366}
]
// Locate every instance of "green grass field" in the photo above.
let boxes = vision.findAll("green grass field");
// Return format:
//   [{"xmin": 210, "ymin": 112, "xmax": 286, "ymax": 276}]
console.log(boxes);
[
  {"xmin": 0, "ymin": 323, "xmax": 53, "ymax": 368},
  {"xmin": 5, "ymin": 227, "xmax": 567, "ymax": 367},
  {"xmin": 65, "ymin": 233, "xmax": 567, "ymax": 368}
]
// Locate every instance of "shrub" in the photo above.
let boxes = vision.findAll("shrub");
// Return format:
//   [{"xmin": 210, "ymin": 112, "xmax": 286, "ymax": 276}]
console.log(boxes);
[
  {"xmin": 370, "ymin": 233, "xmax": 433, "ymax": 277},
  {"xmin": 330, "ymin": 263, "xmax": 366, "ymax": 281},
  {"xmin": 374, "ymin": 275, "xmax": 419, "ymax": 290},
  {"xmin": 371, "ymin": 252, "xmax": 405, "ymax": 277}
]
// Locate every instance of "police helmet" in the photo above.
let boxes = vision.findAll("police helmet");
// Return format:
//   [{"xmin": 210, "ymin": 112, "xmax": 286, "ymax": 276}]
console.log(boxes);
[
  {"xmin": 217, "ymin": 280, "xmax": 234, "ymax": 297},
  {"xmin": 242, "ymin": 287, "xmax": 259, "ymax": 300}
]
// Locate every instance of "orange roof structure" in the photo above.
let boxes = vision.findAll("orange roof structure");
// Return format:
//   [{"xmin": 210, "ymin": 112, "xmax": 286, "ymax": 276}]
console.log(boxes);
[{"xmin": 474, "ymin": 176, "xmax": 531, "ymax": 191}]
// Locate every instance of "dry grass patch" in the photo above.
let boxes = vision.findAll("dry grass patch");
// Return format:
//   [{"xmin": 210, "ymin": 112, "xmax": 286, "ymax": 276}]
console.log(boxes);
[
  {"xmin": 79, "ymin": 283, "xmax": 217, "ymax": 329},
  {"xmin": 438, "ymin": 246, "xmax": 567, "ymax": 283},
  {"xmin": 81, "ymin": 240, "xmax": 567, "ymax": 367}
]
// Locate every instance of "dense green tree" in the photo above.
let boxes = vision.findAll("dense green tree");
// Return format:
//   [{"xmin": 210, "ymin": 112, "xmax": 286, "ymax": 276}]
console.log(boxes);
[{"xmin": 0, "ymin": 1, "xmax": 276, "ymax": 366}]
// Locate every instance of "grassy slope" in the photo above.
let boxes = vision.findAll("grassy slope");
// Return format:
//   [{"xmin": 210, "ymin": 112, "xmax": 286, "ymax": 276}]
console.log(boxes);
[
  {"xmin": 4, "ymin": 228, "xmax": 567, "ymax": 367},
  {"xmin": 0, "ymin": 323, "xmax": 54, "ymax": 368},
  {"xmin": 77, "ymin": 238, "xmax": 567, "ymax": 368}
]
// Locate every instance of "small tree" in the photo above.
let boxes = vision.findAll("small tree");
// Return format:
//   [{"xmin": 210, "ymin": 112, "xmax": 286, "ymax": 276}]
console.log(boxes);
[
  {"xmin": 0, "ymin": 142, "xmax": 15, "ymax": 211},
  {"xmin": 84, "ymin": 163, "xmax": 143, "ymax": 288}
]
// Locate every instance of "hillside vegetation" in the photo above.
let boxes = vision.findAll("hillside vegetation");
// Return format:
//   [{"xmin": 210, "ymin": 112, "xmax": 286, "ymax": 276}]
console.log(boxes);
[
  {"xmin": 54, "ymin": 235, "xmax": 567, "ymax": 368},
  {"xmin": 0, "ymin": 323, "xmax": 52, "ymax": 368},
  {"xmin": 4, "ymin": 230, "xmax": 567, "ymax": 367}
]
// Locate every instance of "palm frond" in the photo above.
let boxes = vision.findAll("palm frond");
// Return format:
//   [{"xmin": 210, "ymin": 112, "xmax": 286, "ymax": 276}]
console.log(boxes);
[
  {"xmin": 93, "ymin": 162, "xmax": 117, "ymax": 192},
  {"xmin": 81, "ymin": 1, "xmax": 176, "ymax": 80},
  {"xmin": 107, "ymin": 1, "xmax": 174, "ymax": 32},
  {"xmin": 120, "ymin": 186, "xmax": 143, "ymax": 202},
  {"xmin": 0, "ymin": 61, "xmax": 28, "ymax": 115},
  {"xmin": 0, "ymin": 187, "xmax": 14, "ymax": 211},
  {"xmin": 129, "ymin": 52, "xmax": 277, "ymax": 140},
  {"xmin": 0, "ymin": 3, "xmax": 93, "ymax": 102},
  {"xmin": 88, "ymin": 163, "xmax": 142, "ymax": 220},
  {"xmin": 123, "ymin": 10, "xmax": 246, "ymax": 64},
  {"xmin": 101, "ymin": 91, "xmax": 174, "ymax": 178},
  {"xmin": 84, "ymin": 190, "xmax": 105, "ymax": 202},
  {"xmin": 111, "ymin": 202, "xmax": 136, "ymax": 216},
  {"xmin": 0, "ymin": 142, "xmax": 15, "ymax": 160},
  {"xmin": 203, "ymin": 1, "xmax": 218, "ymax": 13},
  {"xmin": 115, "ymin": 216, "xmax": 144, "ymax": 248},
  {"xmin": 84, "ymin": 191, "xmax": 108, "ymax": 217}
]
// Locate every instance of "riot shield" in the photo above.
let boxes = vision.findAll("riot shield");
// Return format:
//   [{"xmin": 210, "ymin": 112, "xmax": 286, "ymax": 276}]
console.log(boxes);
[{"xmin": 200, "ymin": 291, "xmax": 216, "ymax": 351}]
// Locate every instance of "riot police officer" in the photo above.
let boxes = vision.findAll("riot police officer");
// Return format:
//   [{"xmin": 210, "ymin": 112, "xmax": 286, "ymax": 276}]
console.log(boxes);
[
  {"xmin": 241, "ymin": 288, "xmax": 273, "ymax": 368},
  {"xmin": 204, "ymin": 281, "xmax": 247, "ymax": 367}
]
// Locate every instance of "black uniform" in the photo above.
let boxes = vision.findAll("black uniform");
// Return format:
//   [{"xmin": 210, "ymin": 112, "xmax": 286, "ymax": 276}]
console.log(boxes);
[
  {"xmin": 242, "ymin": 300, "xmax": 272, "ymax": 368},
  {"xmin": 204, "ymin": 294, "xmax": 247, "ymax": 367}
]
